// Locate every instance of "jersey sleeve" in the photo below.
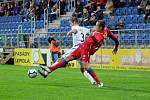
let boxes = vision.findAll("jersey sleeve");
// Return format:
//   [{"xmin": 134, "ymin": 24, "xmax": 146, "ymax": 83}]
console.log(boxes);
[
  {"xmin": 85, "ymin": 28, "xmax": 90, "ymax": 34},
  {"xmin": 107, "ymin": 29, "xmax": 119, "ymax": 48}
]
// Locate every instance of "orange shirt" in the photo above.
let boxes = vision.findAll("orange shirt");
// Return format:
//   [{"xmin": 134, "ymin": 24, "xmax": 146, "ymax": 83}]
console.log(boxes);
[{"xmin": 49, "ymin": 40, "xmax": 61, "ymax": 52}]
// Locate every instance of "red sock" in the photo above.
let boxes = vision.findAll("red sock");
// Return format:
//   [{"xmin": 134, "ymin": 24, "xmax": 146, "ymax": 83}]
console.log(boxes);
[
  {"xmin": 90, "ymin": 71, "xmax": 101, "ymax": 84},
  {"xmin": 48, "ymin": 59, "xmax": 68, "ymax": 71},
  {"xmin": 87, "ymin": 68, "xmax": 101, "ymax": 84}
]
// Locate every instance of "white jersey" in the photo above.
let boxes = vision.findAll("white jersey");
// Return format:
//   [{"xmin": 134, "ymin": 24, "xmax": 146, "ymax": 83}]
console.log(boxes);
[
  {"xmin": 62, "ymin": 26, "xmax": 90, "ymax": 59},
  {"xmin": 72, "ymin": 26, "xmax": 90, "ymax": 48}
]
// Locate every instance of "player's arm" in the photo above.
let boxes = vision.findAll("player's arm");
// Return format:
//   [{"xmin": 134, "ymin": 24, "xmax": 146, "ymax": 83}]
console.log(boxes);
[
  {"xmin": 107, "ymin": 29, "xmax": 119, "ymax": 54},
  {"xmin": 67, "ymin": 29, "xmax": 77, "ymax": 35}
]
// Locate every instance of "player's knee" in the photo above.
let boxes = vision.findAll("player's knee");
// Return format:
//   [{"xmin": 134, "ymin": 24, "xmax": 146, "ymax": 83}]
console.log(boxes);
[
  {"xmin": 85, "ymin": 66, "xmax": 91, "ymax": 70},
  {"xmin": 82, "ymin": 62, "xmax": 89, "ymax": 69},
  {"xmin": 80, "ymin": 67, "xmax": 85, "ymax": 73}
]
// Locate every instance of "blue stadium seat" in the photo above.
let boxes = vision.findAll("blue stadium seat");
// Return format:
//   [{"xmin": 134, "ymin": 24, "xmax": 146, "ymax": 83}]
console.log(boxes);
[
  {"xmin": 120, "ymin": 8, "xmax": 126, "ymax": 15},
  {"xmin": 60, "ymin": 27, "xmax": 66, "ymax": 32},
  {"xmin": 136, "ymin": 33, "xmax": 145, "ymax": 44},
  {"xmin": 125, "ymin": 24, "xmax": 132, "ymax": 29},
  {"xmin": 137, "ymin": 37, "xmax": 143, "ymax": 44},
  {"xmin": 139, "ymin": 23, "xmax": 146, "ymax": 28},
  {"xmin": 60, "ymin": 18, "xmax": 70, "ymax": 27},
  {"xmin": 145, "ymin": 23, "xmax": 150, "ymax": 28},
  {"xmin": 126, "ymin": 8, "xmax": 132, "ymax": 15},
  {"xmin": 115, "ymin": 9, "xmax": 120, "ymax": 16},
  {"xmin": 138, "ymin": 15, "xmax": 144, "ymax": 23},
  {"xmin": 119, "ymin": 16, "xmax": 126, "ymax": 22},
  {"xmin": 122, "ymin": 33, "xmax": 130, "ymax": 44},
  {"xmin": 114, "ymin": 16, "xmax": 120, "ymax": 22},
  {"xmin": 137, "ymin": 24, "xmax": 144, "ymax": 29},
  {"xmin": 44, "ymin": 37, "xmax": 49, "ymax": 46},
  {"xmin": 129, "ymin": 34, "xmax": 135, "ymax": 44},
  {"xmin": 132, "ymin": 8, "xmax": 138, "ymax": 15},
  {"xmin": 40, "ymin": 37, "xmax": 45, "ymax": 45},
  {"xmin": 132, "ymin": 15, "xmax": 138, "ymax": 23},
  {"xmin": 36, "ymin": 20, "xmax": 44, "ymax": 28},
  {"xmin": 131, "ymin": 24, "xmax": 138, "ymax": 29},
  {"xmin": 48, "ymin": 28, "xmax": 58, "ymax": 32},
  {"xmin": 12, "ymin": 37, "xmax": 17, "ymax": 46},
  {"xmin": 125, "ymin": 16, "xmax": 132, "ymax": 24},
  {"xmin": 144, "ymin": 34, "xmax": 150, "ymax": 44}
]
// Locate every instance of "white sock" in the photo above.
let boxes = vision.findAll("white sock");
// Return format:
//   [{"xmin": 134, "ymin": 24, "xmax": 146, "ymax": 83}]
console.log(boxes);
[{"xmin": 83, "ymin": 71, "xmax": 95, "ymax": 84}]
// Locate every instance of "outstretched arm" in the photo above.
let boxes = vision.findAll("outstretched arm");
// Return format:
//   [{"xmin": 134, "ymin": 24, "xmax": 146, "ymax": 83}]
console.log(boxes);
[
  {"xmin": 107, "ymin": 30, "xmax": 119, "ymax": 54},
  {"xmin": 67, "ymin": 29, "xmax": 77, "ymax": 35}
]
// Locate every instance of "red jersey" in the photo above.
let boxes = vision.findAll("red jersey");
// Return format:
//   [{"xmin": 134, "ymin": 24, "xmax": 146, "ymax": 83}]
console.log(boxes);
[
  {"xmin": 70, "ymin": 27, "xmax": 119, "ymax": 62},
  {"xmin": 81, "ymin": 27, "xmax": 119, "ymax": 55}
]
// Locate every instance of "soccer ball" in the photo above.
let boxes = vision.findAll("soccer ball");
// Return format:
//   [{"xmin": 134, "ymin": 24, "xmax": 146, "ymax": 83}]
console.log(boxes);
[{"xmin": 28, "ymin": 69, "xmax": 38, "ymax": 78}]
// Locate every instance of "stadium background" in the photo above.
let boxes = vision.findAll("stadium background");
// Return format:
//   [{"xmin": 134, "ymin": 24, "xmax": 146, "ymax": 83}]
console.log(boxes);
[
  {"xmin": 0, "ymin": 0, "xmax": 149, "ymax": 70},
  {"xmin": 0, "ymin": 0, "xmax": 150, "ymax": 100}
]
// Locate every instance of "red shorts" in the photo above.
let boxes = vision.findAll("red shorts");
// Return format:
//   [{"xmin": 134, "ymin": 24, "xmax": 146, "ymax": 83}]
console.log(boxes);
[{"xmin": 70, "ymin": 45, "xmax": 90, "ymax": 63}]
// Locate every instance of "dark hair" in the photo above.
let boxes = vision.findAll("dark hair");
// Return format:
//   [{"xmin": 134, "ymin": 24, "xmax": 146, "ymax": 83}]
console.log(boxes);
[
  {"xmin": 71, "ymin": 17, "xmax": 78, "ymax": 23},
  {"xmin": 96, "ymin": 20, "xmax": 105, "ymax": 29},
  {"xmin": 48, "ymin": 37, "xmax": 55, "ymax": 43},
  {"xmin": 72, "ymin": 13, "xmax": 77, "ymax": 17}
]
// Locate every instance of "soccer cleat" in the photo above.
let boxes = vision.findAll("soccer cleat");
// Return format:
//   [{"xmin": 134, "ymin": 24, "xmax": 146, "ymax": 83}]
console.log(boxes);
[
  {"xmin": 97, "ymin": 82, "xmax": 104, "ymax": 87},
  {"xmin": 38, "ymin": 70, "xmax": 49, "ymax": 78},
  {"xmin": 39, "ymin": 65, "xmax": 51, "ymax": 73}
]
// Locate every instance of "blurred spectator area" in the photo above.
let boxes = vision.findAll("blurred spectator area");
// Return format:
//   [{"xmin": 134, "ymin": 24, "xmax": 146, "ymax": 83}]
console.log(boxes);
[
  {"xmin": 0, "ymin": 0, "xmax": 65, "ymax": 20},
  {"xmin": 0, "ymin": 0, "xmax": 150, "ymax": 48}
]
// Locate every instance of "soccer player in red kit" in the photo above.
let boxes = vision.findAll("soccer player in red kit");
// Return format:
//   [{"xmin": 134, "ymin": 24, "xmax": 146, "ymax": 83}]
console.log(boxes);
[{"xmin": 38, "ymin": 20, "xmax": 119, "ymax": 87}]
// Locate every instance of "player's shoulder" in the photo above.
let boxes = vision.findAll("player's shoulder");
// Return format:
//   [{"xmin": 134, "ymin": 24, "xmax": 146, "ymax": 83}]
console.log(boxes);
[{"xmin": 71, "ymin": 25, "xmax": 79, "ymax": 30}]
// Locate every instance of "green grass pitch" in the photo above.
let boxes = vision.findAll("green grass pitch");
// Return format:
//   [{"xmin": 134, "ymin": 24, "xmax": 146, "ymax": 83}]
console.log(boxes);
[{"xmin": 0, "ymin": 64, "xmax": 150, "ymax": 100}]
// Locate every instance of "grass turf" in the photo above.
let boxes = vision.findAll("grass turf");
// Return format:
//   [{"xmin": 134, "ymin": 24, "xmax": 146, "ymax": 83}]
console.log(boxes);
[{"xmin": 0, "ymin": 64, "xmax": 150, "ymax": 100}]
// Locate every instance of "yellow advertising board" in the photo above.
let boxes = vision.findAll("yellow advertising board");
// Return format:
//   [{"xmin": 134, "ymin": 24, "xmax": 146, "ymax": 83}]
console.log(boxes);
[
  {"xmin": 14, "ymin": 48, "xmax": 45, "ymax": 66},
  {"xmin": 32, "ymin": 49, "xmax": 45, "ymax": 65},
  {"xmin": 14, "ymin": 48, "xmax": 32, "ymax": 66},
  {"xmin": 14, "ymin": 48, "xmax": 150, "ymax": 71},
  {"xmin": 66, "ymin": 60, "xmax": 77, "ymax": 68},
  {"xmin": 90, "ymin": 49, "xmax": 150, "ymax": 71}
]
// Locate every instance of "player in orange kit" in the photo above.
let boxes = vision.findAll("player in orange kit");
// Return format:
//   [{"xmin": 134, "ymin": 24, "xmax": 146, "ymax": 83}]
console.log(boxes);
[{"xmin": 38, "ymin": 20, "xmax": 119, "ymax": 87}]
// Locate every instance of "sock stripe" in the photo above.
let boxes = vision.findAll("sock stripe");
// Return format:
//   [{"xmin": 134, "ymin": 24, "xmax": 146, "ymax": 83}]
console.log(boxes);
[
  {"xmin": 62, "ymin": 59, "xmax": 67, "ymax": 65},
  {"xmin": 87, "ymin": 67, "xmax": 93, "ymax": 73}
]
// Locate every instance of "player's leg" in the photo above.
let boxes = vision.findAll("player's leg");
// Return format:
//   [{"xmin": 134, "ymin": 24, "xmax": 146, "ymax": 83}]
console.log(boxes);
[
  {"xmin": 78, "ymin": 60, "xmax": 96, "ymax": 84},
  {"xmin": 38, "ymin": 47, "xmax": 80, "ymax": 77},
  {"xmin": 48, "ymin": 47, "xmax": 78, "ymax": 72},
  {"xmin": 80, "ymin": 50, "xmax": 103, "ymax": 87},
  {"xmin": 38, "ymin": 55, "xmax": 75, "ymax": 78},
  {"xmin": 86, "ymin": 67, "xmax": 103, "ymax": 87},
  {"xmin": 49, "ymin": 55, "xmax": 75, "ymax": 71},
  {"xmin": 82, "ymin": 62, "xmax": 103, "ymax": 87},
  {"xmin": 54, "ymin": 47, "xmax": 76, "ymax": 64}
]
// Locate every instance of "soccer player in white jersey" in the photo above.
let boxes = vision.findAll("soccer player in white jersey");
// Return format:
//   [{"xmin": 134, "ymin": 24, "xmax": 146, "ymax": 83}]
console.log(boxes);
[
  {"xmin": 40, "ymin": 18, "xmax": 96, "ymax": 85},
  {"xmin": 64, "ymin": 18, "xmax": 96, "ymax": 85}
]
